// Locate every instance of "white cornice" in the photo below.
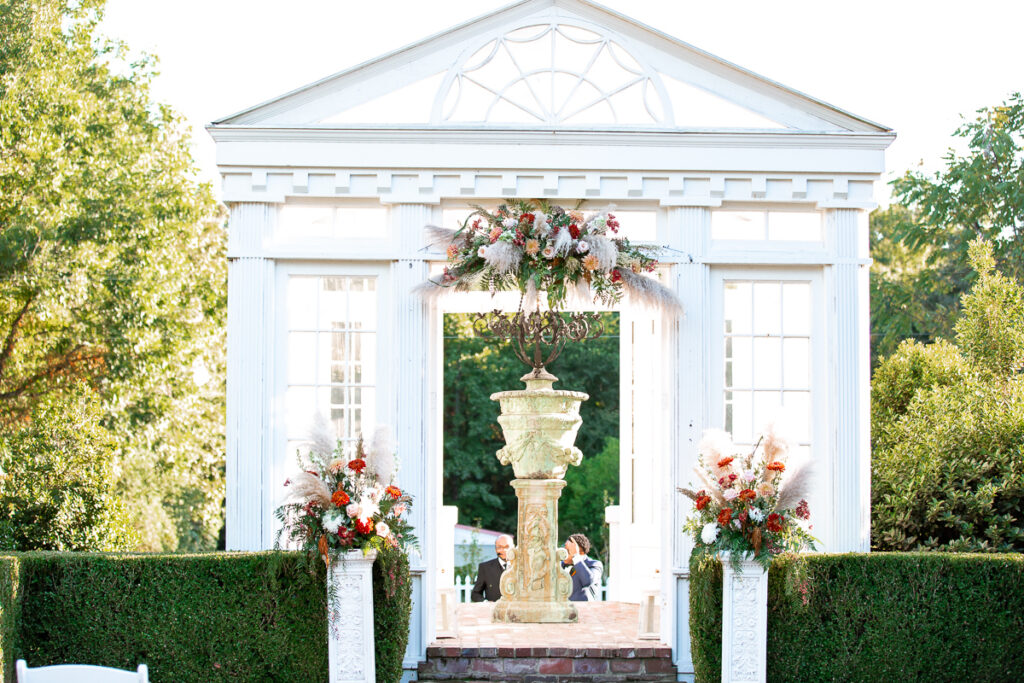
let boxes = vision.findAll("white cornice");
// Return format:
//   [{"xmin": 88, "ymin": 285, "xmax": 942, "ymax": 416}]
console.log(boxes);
[{"xmin": 207, "ymin": 125, "xmax": 895, "ymax": 150}]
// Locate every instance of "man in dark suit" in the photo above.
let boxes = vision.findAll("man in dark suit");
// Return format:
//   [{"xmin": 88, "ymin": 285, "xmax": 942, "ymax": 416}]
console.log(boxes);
[
  {"xmin": 471, "ymin": 534, "xmax": 512, "ymax": 602},
  {"xmin": 561, "ymin": 533, "xmax": 603, "ymax": 601}
]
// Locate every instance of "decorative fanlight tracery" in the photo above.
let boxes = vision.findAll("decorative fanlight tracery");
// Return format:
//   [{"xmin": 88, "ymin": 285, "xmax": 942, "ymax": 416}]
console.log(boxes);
[{"xmin": 432, "ymin": 22, "xmax": 674, "ymax": 126}]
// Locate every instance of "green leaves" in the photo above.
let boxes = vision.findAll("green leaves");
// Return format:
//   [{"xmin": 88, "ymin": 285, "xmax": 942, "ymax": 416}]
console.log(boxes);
[{"xmin": 0, "ymin": 0, "xmax": 226, "ymax": 550}]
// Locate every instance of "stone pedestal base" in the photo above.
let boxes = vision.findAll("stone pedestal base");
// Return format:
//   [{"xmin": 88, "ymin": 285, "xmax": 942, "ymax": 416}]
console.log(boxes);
[
  {"xmin": 493, "ymin": 479, "xmax": 577, "ymax": 623},
  {"xmin": 721, "ymin": 553, "xmax": 767, "ymax": 683},
  {"xmin": 328, "ymin": 550, "xmax": 377, "ymax": 683}
]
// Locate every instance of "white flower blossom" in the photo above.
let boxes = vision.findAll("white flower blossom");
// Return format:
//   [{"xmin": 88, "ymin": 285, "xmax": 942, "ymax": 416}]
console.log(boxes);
[
  {"xmin": 322, "ymin": 509, "xmax": 345, "ymax": 534},
  {"xmin": 376, "ymin": 522, "xmax": 391, "ymax": 538},
  {"xmin": 345, "ymin": 503, "xmax": 360, "ymax": 518},
  {"xmin": 723, "ymin": 488, "xmax": 740, "ymax": 501},
  {"xmin": 700, "ymin": 522, "xmax": 720, "ymax": 544},
  {"xmin": 542, "ymin": 245, "xmax": 556, "ymax": 259},
  {"xmin": 749, "ymin": 507, "xmax": 765, "ymax": 522},
  {"xmin": 743, "ymin": 469, "xmax": 756, "ymax": 482},
  {"xmin": 502, "ymin": 217, "xmax": 517, "ymax": 228},
  {"xmin": 477, "ymin": 245, "xmax": 488, "ymax": 258},
  {"xmin": 575, "ymin": 240, "xmax": 590, "ymax": 254}
]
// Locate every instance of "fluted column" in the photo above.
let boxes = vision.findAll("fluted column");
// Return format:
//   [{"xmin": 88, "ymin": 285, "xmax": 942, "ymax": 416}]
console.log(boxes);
[
  {"xmin": 225, "ymin": 202, "xmax": 277, "ymax": 550},
  {"xmin": 826, "ymin": 208, "xmax": 871, "ymax": 551}
]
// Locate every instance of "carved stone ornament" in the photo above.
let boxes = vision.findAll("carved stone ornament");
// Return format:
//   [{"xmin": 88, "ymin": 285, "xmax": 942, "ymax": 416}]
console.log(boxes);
[
  {"xmin": 720, "ymin": 553, "xmax": 768, "ymax": 683},
  {"xmin": 328, "ymin": 550, "xmax": 378, "ymax": 683}
]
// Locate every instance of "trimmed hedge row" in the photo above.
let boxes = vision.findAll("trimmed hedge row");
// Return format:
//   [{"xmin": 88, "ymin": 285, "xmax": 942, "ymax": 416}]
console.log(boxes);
[
  {"xmin": 0, "ymin": 551, "xmax": 412, "ymax": 683},
  {"xmin": 690, "ymin": 552, "xmax": 1024, "ymax": 682}
]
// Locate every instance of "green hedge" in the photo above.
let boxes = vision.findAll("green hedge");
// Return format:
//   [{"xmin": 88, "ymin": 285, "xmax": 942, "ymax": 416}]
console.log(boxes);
[
  {"xmin": 0, "ymin": 551, "xmax": 412, "ymax": 683},
  {"xmin": 691, "ymin": 552, "xmax": 1024, "ymax": 682}
]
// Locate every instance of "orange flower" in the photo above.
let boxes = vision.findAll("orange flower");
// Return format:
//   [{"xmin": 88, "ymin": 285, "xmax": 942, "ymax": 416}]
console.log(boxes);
[
  {"xmin": 446, "ymin": 244, "xmax": 459, "ymax": 259},
  {"xmin": 332, "ymin": 489, "xmax": 350, "ymax": 507},
  {"xmin": 766, "ymin": 461, "xmax": 786, "ymax": 473},
  {"xmin": 717, "ymin": 456, "xmax": 734, "ymax": 469},
  {"xmin": 717, "ymin": 508, "xmax": 733, "ymax": 526},
  {"xmin": 582, "ymin": 254, "xmax": 600, "ymax": 271},
  {"xmin": 348, "ymin": 459, "xmax": 367, "ymax": 473},
  {"xmin": 385, "ymin": 485, "xmax": 402, "ymax": 500},
  {"xmin": 695, "ymin": 493, "xmax": 711, "ymax": 511},
  {"xmin": 355, "ymin": 518, "xmax": 375, "ymax": 535},
  {"xmin": 739, "ymin": 488, "xmax": 756, "ymax": 502}
]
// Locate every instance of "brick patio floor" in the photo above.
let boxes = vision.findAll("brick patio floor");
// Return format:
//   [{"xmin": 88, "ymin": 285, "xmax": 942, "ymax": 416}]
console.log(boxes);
[{"xmin": 434, "ymin": 601, "xmax": 663, "ymax": 649}]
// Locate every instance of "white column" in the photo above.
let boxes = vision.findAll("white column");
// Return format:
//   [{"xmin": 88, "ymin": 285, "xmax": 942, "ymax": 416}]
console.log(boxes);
[
  {"xmin": 668, "ymin": 205, "xmax": 710, "ymax": 680},
  {"xmin": 721, "ymin": 555, "xmax": 768, "ymax": 683},
  {"xmin": 826, "ymin": 208, "xmax": 871, "ymax": 552},
  {"xmin": 328, "ymin": 550, "xmax": 378, "ymax": 683},
  {"xmin": 225, "ymin": 202, "xmax": 276, "ymax": 551},
  {"xmin": 388, "ymin": 202, "xmax": 433, "ymax": 670}
]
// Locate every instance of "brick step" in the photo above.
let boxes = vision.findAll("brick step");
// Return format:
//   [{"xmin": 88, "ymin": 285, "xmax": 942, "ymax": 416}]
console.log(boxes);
[{"xmin": 418, "ymin": 645, "xmax": 678, "ymax": 682}]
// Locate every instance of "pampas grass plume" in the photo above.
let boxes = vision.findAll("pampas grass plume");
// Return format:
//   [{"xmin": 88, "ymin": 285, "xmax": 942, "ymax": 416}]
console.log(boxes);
[
  {"xmin": 368, "ymin": 426, "xmax": 397, "ymax": 484},
  {"xmin": 776, "ymin": 456, "xmax": 814, "ymax": 510},
  {"xmin": 285, "ymin": 471, "xmax": 332, "ymax": 508}
]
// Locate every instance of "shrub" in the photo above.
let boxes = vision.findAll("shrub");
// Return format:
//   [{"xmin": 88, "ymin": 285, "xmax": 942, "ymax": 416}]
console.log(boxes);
[
  {"xmin": 0, "ymin": 389, "xmax": 135, "ymax": 551},
  {"xmin": 872, "ymin": 240, "xmax": 1024, "ymax": 551},
  {"xmin": 1, "ymin": 551, "xmax": 412, "ymax": 683},
  {"xmin": 690, "ymin": 552, "xmax": 1024, "ymax": 683},
  {"xmin": 373, "ymin": 552, "xmax": 412, "ymax": 683}
]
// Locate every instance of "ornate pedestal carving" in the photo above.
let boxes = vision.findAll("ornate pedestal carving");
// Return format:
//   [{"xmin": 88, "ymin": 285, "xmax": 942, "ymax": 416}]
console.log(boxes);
[
  {"xmin": 490, "ymin": 376, "xmax": 587, "ymax": 623},
  {"xmin": 720, "ymin": 554, "xmax": 768, "ymax": 683},
  {"xmin": 328, "ymin": 550, "xmax": 377, "ymax": 683}
]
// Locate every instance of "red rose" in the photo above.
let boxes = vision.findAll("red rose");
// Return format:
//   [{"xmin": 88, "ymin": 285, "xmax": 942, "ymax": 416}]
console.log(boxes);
[
  {"xmin": 766, "ymin": 513, "xmax": 784, "ymax": 533},
  {"xmin": 332, "ymin": 489, "xmax": 350, "ymax": 507},
  {"xmin": 569, "ymin": 224, "xmax": 581, "ymax": 239},
  {"xmin": 717, "ymin": 508, "xmax": 732, "ymax": 526},
  {"xmin": 337, "ymin": 526, "xmax": 355, "ymax": 547},
  {"xmin": 348, "ymin": 459, "xmax": 367, "ymax": 473},
  {"xmin": 611, "ymin": 269, "xmax": 622, "ymax": 283},
  {"xmin": 521, "ymin": 212, "xmax": 535, "ymax": 224}
]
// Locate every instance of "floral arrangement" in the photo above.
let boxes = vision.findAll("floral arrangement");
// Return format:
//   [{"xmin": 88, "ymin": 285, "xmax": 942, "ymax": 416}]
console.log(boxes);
[
  {"xmin": 419, "ymin": 199, "xmax": 681, "ymax": 312},
  {"xmin": 275, "ymin": 416, "xmax": 416, "ymax": 584},
  {"xmin": 680, "ymin": 424, "xmax": 816, "ymax": 568}
]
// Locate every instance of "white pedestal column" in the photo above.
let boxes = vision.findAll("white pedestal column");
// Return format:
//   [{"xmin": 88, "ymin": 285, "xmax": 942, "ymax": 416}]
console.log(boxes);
[
  {"xmin": 328, "ymin": 550, "xmax": 378, "ymax": 683},
  {"xmin": 720, "ymin": 555, "xmax": 768, "ymax": 683}
]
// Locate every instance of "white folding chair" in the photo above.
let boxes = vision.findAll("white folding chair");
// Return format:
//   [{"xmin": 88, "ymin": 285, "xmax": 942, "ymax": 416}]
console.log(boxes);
[{"xmin": 16, "ymin": 660, "xmax": 148, "ymax": 683}]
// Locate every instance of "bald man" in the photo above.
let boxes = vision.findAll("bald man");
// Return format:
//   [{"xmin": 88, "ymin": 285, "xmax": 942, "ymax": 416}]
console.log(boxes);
[{"xmin": 471, "ymin": 534, "xmax": 512, "ymax": 602}]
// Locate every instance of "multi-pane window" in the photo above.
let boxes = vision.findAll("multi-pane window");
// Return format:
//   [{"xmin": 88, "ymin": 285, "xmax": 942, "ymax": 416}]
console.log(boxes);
[
  {"xmin": 285, "ymin": 275, "xmax": 377, "ymax": 457},
  {"xmin": 723, "ymin": 280, "xmax": 812, "ymax": 459},
  {"xmin": 711, "ymin": 210, "xmax": 822, "ymax": 242}
]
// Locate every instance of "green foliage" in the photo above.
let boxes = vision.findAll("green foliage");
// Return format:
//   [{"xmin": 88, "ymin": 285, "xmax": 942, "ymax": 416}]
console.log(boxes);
[
  {"xmin": 872, "ymin": 93, "xmax": 1024, "ymax": 362},
  {"xmin": 0, "ymin": 556, "xmax": 20, "ymax": 683},
  {"xmin": 0, "ymin": 551, "xmax": 414, "ymax": 683},
  {"xmin": 442, "ymin": 313, "xmax": 619, "ymax": 557},
  {"xmin": 0, "ymin": 388, "xmax": 135, "ymax": 551},
  {"xmin": 372, "ymin": 552, "xmax": 412, "ymax": 683},
  {"xmin": 0, "ymin": 0, "xmax": 227, "ymax": 551},
  {"xmin": 690, "ymin": 552, "xmax": 1024, "ymax": 683},
  {"xmin": 872, "ymin": 240, "xmax": 1024, "ymax": 552}
]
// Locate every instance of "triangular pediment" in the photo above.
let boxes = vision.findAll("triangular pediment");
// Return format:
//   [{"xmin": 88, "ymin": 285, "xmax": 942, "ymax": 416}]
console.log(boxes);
[{"xmin": 213, "ymin": 0, "xmax": 889, "ymax": 133}]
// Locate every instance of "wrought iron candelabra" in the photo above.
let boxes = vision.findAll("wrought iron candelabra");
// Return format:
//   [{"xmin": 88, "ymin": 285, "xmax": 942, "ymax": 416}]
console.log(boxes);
[{"xmin": 471, "ymin": 309, "xmax": 604, "ymax": 381}]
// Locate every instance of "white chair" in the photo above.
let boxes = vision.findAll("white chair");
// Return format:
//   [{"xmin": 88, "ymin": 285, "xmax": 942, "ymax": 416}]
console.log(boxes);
[{"xmin": 16, "ymin": 660, "xmax": 148, "ymax": 682}]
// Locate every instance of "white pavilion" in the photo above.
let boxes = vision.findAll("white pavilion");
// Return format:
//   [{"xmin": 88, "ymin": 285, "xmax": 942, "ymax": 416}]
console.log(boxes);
[{"xmin": 208, "ymin": 1, "xmax": 893, "ymax": 679}]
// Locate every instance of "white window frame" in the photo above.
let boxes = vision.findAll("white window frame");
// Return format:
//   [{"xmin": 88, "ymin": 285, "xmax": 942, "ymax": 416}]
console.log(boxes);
[
  {"xmin": 271, "ymin": 261, "xmax": 393, "ymax": 548},
  {"xmin": 708, "ymin": 265, "xmax": 832, "ymax": 548}
]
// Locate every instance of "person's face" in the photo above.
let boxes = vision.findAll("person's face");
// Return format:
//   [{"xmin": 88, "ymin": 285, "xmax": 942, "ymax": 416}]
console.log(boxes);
[{"xmin": 495, "ymin": 537, "xmax": 510, "ymax": 560}]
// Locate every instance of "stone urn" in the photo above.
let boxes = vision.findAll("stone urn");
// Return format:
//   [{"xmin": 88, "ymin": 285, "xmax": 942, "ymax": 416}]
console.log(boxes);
[{"xmin": 490, "ymin": 374, "xmax": 588, "ymax": 623}]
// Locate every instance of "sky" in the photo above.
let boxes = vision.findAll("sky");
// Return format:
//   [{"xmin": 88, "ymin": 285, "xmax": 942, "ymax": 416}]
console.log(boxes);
[{"xmin": 101, "ymin": 0, "xmax": 1023, "ymax": 204}]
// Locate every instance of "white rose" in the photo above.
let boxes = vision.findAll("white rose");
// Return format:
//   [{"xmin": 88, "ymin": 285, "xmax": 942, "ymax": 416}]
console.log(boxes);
[
  {"xmin": 700, "ymin": 522, "xmax": 719, "ymax": 544},
  {"xmin": 376, "ymin": 522, "xmax": 391, "ymax": 538},
  {"xmin": 723, "ymin": 488, "xmax": 740, "ymax": 501},
  {"xmin": 345, "ymin": 503, "xmax": 359, "ymax": 518},
  {"xmin": 477, "ymin": 245, "xmax": 488, "ymax": 258},
  {"xmin": 503, "ymin": 217, "xmax": 517, "ymax": 228},
  {"xmin": 542, "ymin": 245, "xmax": 555, "ymax": 259},
  {"xmin": 743, "ymin": 469, "xmax": 756, "ymax": 482},
  {"xmin": 575, "ymin": 240, "xmax": 590, "ymax": 254}
]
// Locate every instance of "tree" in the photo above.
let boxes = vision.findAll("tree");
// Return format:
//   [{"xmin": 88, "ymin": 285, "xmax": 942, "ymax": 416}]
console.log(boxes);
[
  {"xmin": 0, "ymin": 0, "xmax": 226, "ymax": 550},
  {"xmin": 442, "ymin": 313, "xmax": 619, "ymax": 558},
  {"xmin": 0, "ymin": 386, "xmax": 135, "ymax": 550},
  {"xmin": 872, "ymin": 92, "xmax": 1024, "ymax": 362},
  {"xmin": 872, "ymin": 240, "xmax": 1024, "ymax": 552}
]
